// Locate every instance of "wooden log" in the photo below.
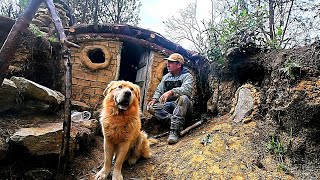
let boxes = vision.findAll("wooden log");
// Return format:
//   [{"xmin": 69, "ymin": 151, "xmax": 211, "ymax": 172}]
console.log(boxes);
[
  {"xmin": 151, "ymin": 120, "xmax": 204, "ymax": 139},
  {"xmin": 180, "ymin": 120, "xmax": 204, "ymax": 136}
]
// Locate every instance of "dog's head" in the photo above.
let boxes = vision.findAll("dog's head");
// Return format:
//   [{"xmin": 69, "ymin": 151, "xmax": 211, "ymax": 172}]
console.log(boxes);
[{"xmin": 103, "ymin": 80, "xmax": 140, "ymax": 110}]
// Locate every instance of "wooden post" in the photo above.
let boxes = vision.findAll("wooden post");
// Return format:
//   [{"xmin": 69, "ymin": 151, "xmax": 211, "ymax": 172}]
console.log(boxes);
[{"xmin": 56, "ymin": 49, "xmax": 72, "ymax": 179}]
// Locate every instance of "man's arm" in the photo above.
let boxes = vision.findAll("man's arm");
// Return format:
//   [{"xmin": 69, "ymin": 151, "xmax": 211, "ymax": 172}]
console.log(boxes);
[
  {"xmin": 152, "ymin": 78, "xmax": 165, "ymax": 101},
  {"xmin": 148, "ymin": 78, "xmax": 166, "ymax": 110},
  {"xmin": 171, "ymin": 73, "xmax": 193, "ymax": 97}
]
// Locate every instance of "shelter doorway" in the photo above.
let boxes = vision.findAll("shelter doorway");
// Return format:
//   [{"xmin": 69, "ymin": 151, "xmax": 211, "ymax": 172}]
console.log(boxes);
[{"xmin": 119, "ymin": 42, "xmax": 151, "ymax": 110}]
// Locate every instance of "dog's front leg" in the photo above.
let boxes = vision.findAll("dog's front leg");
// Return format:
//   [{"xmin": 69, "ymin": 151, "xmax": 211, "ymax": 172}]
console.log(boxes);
[
  {"xmin": 95, "ymin": 140, "xmax": 114, "ymax": 180},
  {"xmin": 112, "ymin": 142, "xmax": 130, "ymax": 180}
]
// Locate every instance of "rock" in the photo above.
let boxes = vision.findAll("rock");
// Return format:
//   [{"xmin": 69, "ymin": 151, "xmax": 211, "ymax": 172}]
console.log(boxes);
[
  {"xmin": 73, "ymin": 119, "xmax": 99, "ymax": 150},
  {"xmin": 0, "ymin": 78, "xmax": 18, "ymax": 113},
  {"xmin": 71, "ymin": 100, "xmax": 91, "ymax": 111},
  {"xmin": 9, "ymin": 119, "xmax": 99, "ymax": 156},
  {"xmin": 10, "ymin": 76, "xmax": 64, "ymax": 105},
  {"xmin": 9, "ymin": 123, "xmax": 70, "ymax": 155},
  {"xmin": 230, "ymin": 84, "xmax": 260, "ymax": 123},
  {"xmin": 0, "ymin": 135, "xmax": 8, "ymax": 160},
  {"xmin": 13, "ymin": 100, "xmax": 50, "ymax": 115},
  {"xmin": 24, "ymin": 168, "xmax": 53, "ymax": 180},
  {"xmin": 207, "ymin": 76, "xmax": 219, "ymax": 114},
  {"xmin": 74, "ymin": 119, "xmax": 99, "ymax": 135}
]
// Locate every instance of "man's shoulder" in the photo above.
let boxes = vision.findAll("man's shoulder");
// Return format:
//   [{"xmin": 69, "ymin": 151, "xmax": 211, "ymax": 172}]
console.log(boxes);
[
  {"xmin": 182, "ymin": 72, "xmax": 193, "ymax": 79},
  {"xmin": 162, "ymin": 73, "xmax": 171, "ymax": 80}
]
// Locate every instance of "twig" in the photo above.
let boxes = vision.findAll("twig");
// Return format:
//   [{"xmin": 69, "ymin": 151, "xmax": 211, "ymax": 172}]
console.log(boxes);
[
  {"xmin": 151, "ymin": 131, "xmax": 169, "ymax": 139},
  {"xmin": 180, "ymin": 120, "xmax": 203, "ymax": 136}
]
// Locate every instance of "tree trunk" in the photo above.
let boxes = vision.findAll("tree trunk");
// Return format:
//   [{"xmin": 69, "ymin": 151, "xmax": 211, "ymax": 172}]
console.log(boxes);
[
  {"xmin": 94, "ymin": 0, "xmax": 99, "ymax": 30},
  {"xmin": 280, "ymin": 0, "xmax": 294, "ymax": 48},
  {"xmin": 0, "ymin": 0, "xmax": 43, "ymax": 85},
  {"xmin": 268, "ymin": 0, "xmax": 275, "ymax": 40}
]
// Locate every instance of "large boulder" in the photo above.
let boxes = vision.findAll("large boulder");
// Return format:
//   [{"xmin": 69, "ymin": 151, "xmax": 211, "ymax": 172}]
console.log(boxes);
[
  {"xmin": 0, "ymin": 78, "xmax": 18, "ymax": 113},
  {"xmin": 10, "ymin": 123, "xmax": 69, "ymax": 155},
  {"xmin": 9, "ymin": 119, "xmax": 99, "ymax": 156},
  {"xmin": 10, "ymin": 76, "xmax": 64, "ymax": 105}
]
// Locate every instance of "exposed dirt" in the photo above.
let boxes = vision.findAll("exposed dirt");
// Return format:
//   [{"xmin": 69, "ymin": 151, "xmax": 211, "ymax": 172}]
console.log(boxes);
[{"xmin": 68, "ymin": 114, "xmax": 318, "ymax": 179}]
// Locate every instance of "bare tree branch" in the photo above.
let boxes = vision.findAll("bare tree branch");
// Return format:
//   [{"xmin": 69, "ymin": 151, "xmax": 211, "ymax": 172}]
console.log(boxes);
[
  {"xmin": 0, "ymin": 0, "xmax": 42, "ymax": 85},
  {"xmin": 280, "ymin": 0, "xmax": 294, "ymax": 47},
  {"xmin": 44, "ymin": 0, "xmax": 79, "ymax": 48}
]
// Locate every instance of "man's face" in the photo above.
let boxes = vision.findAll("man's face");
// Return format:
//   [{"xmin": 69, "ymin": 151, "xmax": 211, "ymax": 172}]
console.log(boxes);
[{"xmin": 167, "ymin": 61, "xmax": 182, "ymax": 73}]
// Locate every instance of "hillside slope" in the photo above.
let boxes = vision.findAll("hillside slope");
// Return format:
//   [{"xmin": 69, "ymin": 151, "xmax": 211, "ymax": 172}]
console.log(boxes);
[{"xmin": 70, "ymin": 114, "xmax": 317, "ymax": 179}]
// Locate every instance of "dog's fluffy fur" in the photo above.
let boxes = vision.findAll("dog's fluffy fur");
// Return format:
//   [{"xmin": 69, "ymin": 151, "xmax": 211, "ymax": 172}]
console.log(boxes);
[{"xmin": 95, "ymin": 80, "xmax": 151, "ymax": 180}]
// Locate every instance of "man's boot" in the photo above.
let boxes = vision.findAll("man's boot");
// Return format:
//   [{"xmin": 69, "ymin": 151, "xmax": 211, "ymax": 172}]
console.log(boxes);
[
  {"xmin": 167, "ymin": 129, "xmax": 180, "ymax": 144},
  {"xmin": 167, "ymin": 116, "xmax": 184, "ymax": 144}
]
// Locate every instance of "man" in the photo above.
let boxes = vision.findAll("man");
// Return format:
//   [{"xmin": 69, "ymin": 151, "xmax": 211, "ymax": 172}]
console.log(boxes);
[{"xmin": 147, "ymin": 53, "xmax": 193, "ymax": 144}]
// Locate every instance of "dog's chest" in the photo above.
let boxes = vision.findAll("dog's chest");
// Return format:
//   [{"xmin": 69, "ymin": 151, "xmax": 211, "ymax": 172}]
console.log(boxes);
[{"xmin": 104, "ymin": 119, "xmax": 138, "ymax": 143}]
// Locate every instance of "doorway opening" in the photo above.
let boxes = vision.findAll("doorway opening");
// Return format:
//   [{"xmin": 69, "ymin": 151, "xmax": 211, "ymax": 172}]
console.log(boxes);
[
  {"xmin": 119, "ymin": 42, "xmax": 151, "ymax": 110},
  {"xmin": 119, "ymin": 42, "xmax": 148, "ymax": 82}
]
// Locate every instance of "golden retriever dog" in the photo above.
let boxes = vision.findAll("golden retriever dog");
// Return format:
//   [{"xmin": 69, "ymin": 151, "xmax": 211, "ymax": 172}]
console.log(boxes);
[{"xmin": 95, "ymin": 80, "xmax": 151, "ymax": 180}]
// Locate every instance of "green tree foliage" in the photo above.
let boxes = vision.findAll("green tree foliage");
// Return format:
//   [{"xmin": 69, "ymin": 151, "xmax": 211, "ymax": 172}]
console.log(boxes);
[
  {"xmin": 0, "ymin": 0, "xmax": 142, "ymax": 26},
  {"xmin": 0, "ymin": 0, "xmax": 25, "ymax": 18},
  {"xmin": 66, "ymin": 0, "xmax": 141, "ymax": 25},
  {"xmin": 99, "ymin": 0, "xmax": 141, "ymax": 25},
  {"xmin": 164, "ymin": 0, "xmax": 320, "ymax": 62}
]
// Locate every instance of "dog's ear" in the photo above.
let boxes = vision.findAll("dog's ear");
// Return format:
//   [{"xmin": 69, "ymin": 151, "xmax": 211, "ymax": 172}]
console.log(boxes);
[
  {"xmin": 103, "ymin": 81, "xmax": 116, "ymax": 96},
  {"xmin": 132, "ymin": 84, "xmax": 141, "ymax": 102}
]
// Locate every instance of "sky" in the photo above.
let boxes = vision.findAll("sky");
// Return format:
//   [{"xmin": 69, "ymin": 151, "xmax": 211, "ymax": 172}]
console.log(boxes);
[{"xmin": 139, "ymin": 0, "xmax": 212, "ymax": 48}]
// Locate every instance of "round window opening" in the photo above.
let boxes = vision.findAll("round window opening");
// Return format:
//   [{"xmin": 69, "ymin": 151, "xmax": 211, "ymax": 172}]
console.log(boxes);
[{"xmin": 88, "ymin": 48, "xmax": 105, "ymax": 63}]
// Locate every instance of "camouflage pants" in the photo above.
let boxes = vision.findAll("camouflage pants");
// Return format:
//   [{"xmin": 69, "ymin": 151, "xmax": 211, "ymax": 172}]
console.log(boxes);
[{"xmin": 149, "ymin": 95, "xmax": 193, "ymax": 131}]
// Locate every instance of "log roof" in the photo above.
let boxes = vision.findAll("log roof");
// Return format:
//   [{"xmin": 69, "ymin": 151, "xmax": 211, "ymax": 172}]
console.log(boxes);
[
  {"xmin": 0, "ymin": 15, "xmax": 209, "ymax": 74},
  {"xmin": 68, "ymin": 24, "xmax": 209, "ymax": 70}
]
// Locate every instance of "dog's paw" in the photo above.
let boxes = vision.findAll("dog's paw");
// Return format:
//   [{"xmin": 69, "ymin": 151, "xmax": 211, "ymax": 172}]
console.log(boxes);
[
  {"xmin": 94, "ymin": 168, "xmax": 109, "ymax": 180},
  {"xmin": 112, "ymin": 171, "xmax": 123, "ymax": 180}
]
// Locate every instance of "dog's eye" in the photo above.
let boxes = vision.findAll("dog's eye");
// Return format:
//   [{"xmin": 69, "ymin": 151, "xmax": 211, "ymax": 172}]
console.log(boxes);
[
  {"xmin": 130, "ymin": 87, "xmax": 134, "ymax": 91},
  {"xmin": 118, "ymin": 85, "xmax": 122, "ymax": 89}
]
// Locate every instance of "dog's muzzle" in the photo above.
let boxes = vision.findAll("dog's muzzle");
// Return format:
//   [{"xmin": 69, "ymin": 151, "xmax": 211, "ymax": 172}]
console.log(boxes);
[{"xmin": 115, "ymin": 90, "xmax": 132, "ymax": 110}]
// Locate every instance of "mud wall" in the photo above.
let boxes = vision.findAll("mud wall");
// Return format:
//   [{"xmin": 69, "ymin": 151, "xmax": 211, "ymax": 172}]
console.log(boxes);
[
  {"xmin": 71, "ymin": 40, "xmax": 122, "ymax": 108},
  {"xmin": 145, "ymin": 52, "xmax": 166, "ymax": 105},
  {"xmin": 0, "ymin": 24, "xmax": 60, "ymax": 90}
]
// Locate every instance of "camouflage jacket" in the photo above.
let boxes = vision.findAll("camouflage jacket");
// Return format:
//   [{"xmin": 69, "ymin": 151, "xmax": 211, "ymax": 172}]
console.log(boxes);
[{"xmin": 152, "ymin": 67, "xmax": 193, "ymax": 101}]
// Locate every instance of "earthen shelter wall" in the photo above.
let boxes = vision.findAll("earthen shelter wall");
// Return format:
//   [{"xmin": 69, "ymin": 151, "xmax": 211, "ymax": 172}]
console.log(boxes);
[{"xmin": 71, "ymin": 40, "xmax": 122, "ymax": 108}]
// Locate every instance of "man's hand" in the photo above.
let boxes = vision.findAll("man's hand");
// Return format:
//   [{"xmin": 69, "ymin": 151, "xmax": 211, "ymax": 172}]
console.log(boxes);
[
  {"xmin": 159, "ymin": 90, "xmax": 173, "ymax": 103},
  {"xmin": 147, "ymin": 99, "xmax": 157, "ymax": 111}
]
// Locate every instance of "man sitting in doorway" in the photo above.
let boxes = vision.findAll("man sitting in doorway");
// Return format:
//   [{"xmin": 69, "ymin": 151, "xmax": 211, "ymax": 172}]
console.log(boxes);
[{"xmin": 147, "ymin": 53, "xmax": 193, "ymax": 144}]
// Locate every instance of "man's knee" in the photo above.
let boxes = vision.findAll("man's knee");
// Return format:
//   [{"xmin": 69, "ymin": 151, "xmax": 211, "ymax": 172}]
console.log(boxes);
[{"xmin": 177, "ymin": 95, "xmax": 191, "ymax": 106}]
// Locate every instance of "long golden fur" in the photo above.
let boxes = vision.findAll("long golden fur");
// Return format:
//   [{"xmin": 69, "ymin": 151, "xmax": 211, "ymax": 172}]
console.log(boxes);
[{"xmin": 95, "ymin": 80, "xmax": 151, "ymax": 180}]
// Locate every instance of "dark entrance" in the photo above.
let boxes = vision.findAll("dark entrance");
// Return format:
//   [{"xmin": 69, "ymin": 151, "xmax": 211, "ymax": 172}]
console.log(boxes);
[
  {"xmin": 119, "ymin": 42, "xmax": 151, "ymax": 110},
  {"xmin": 119, "ymin": 42, "xmax": 148, "ymax": 82}
]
